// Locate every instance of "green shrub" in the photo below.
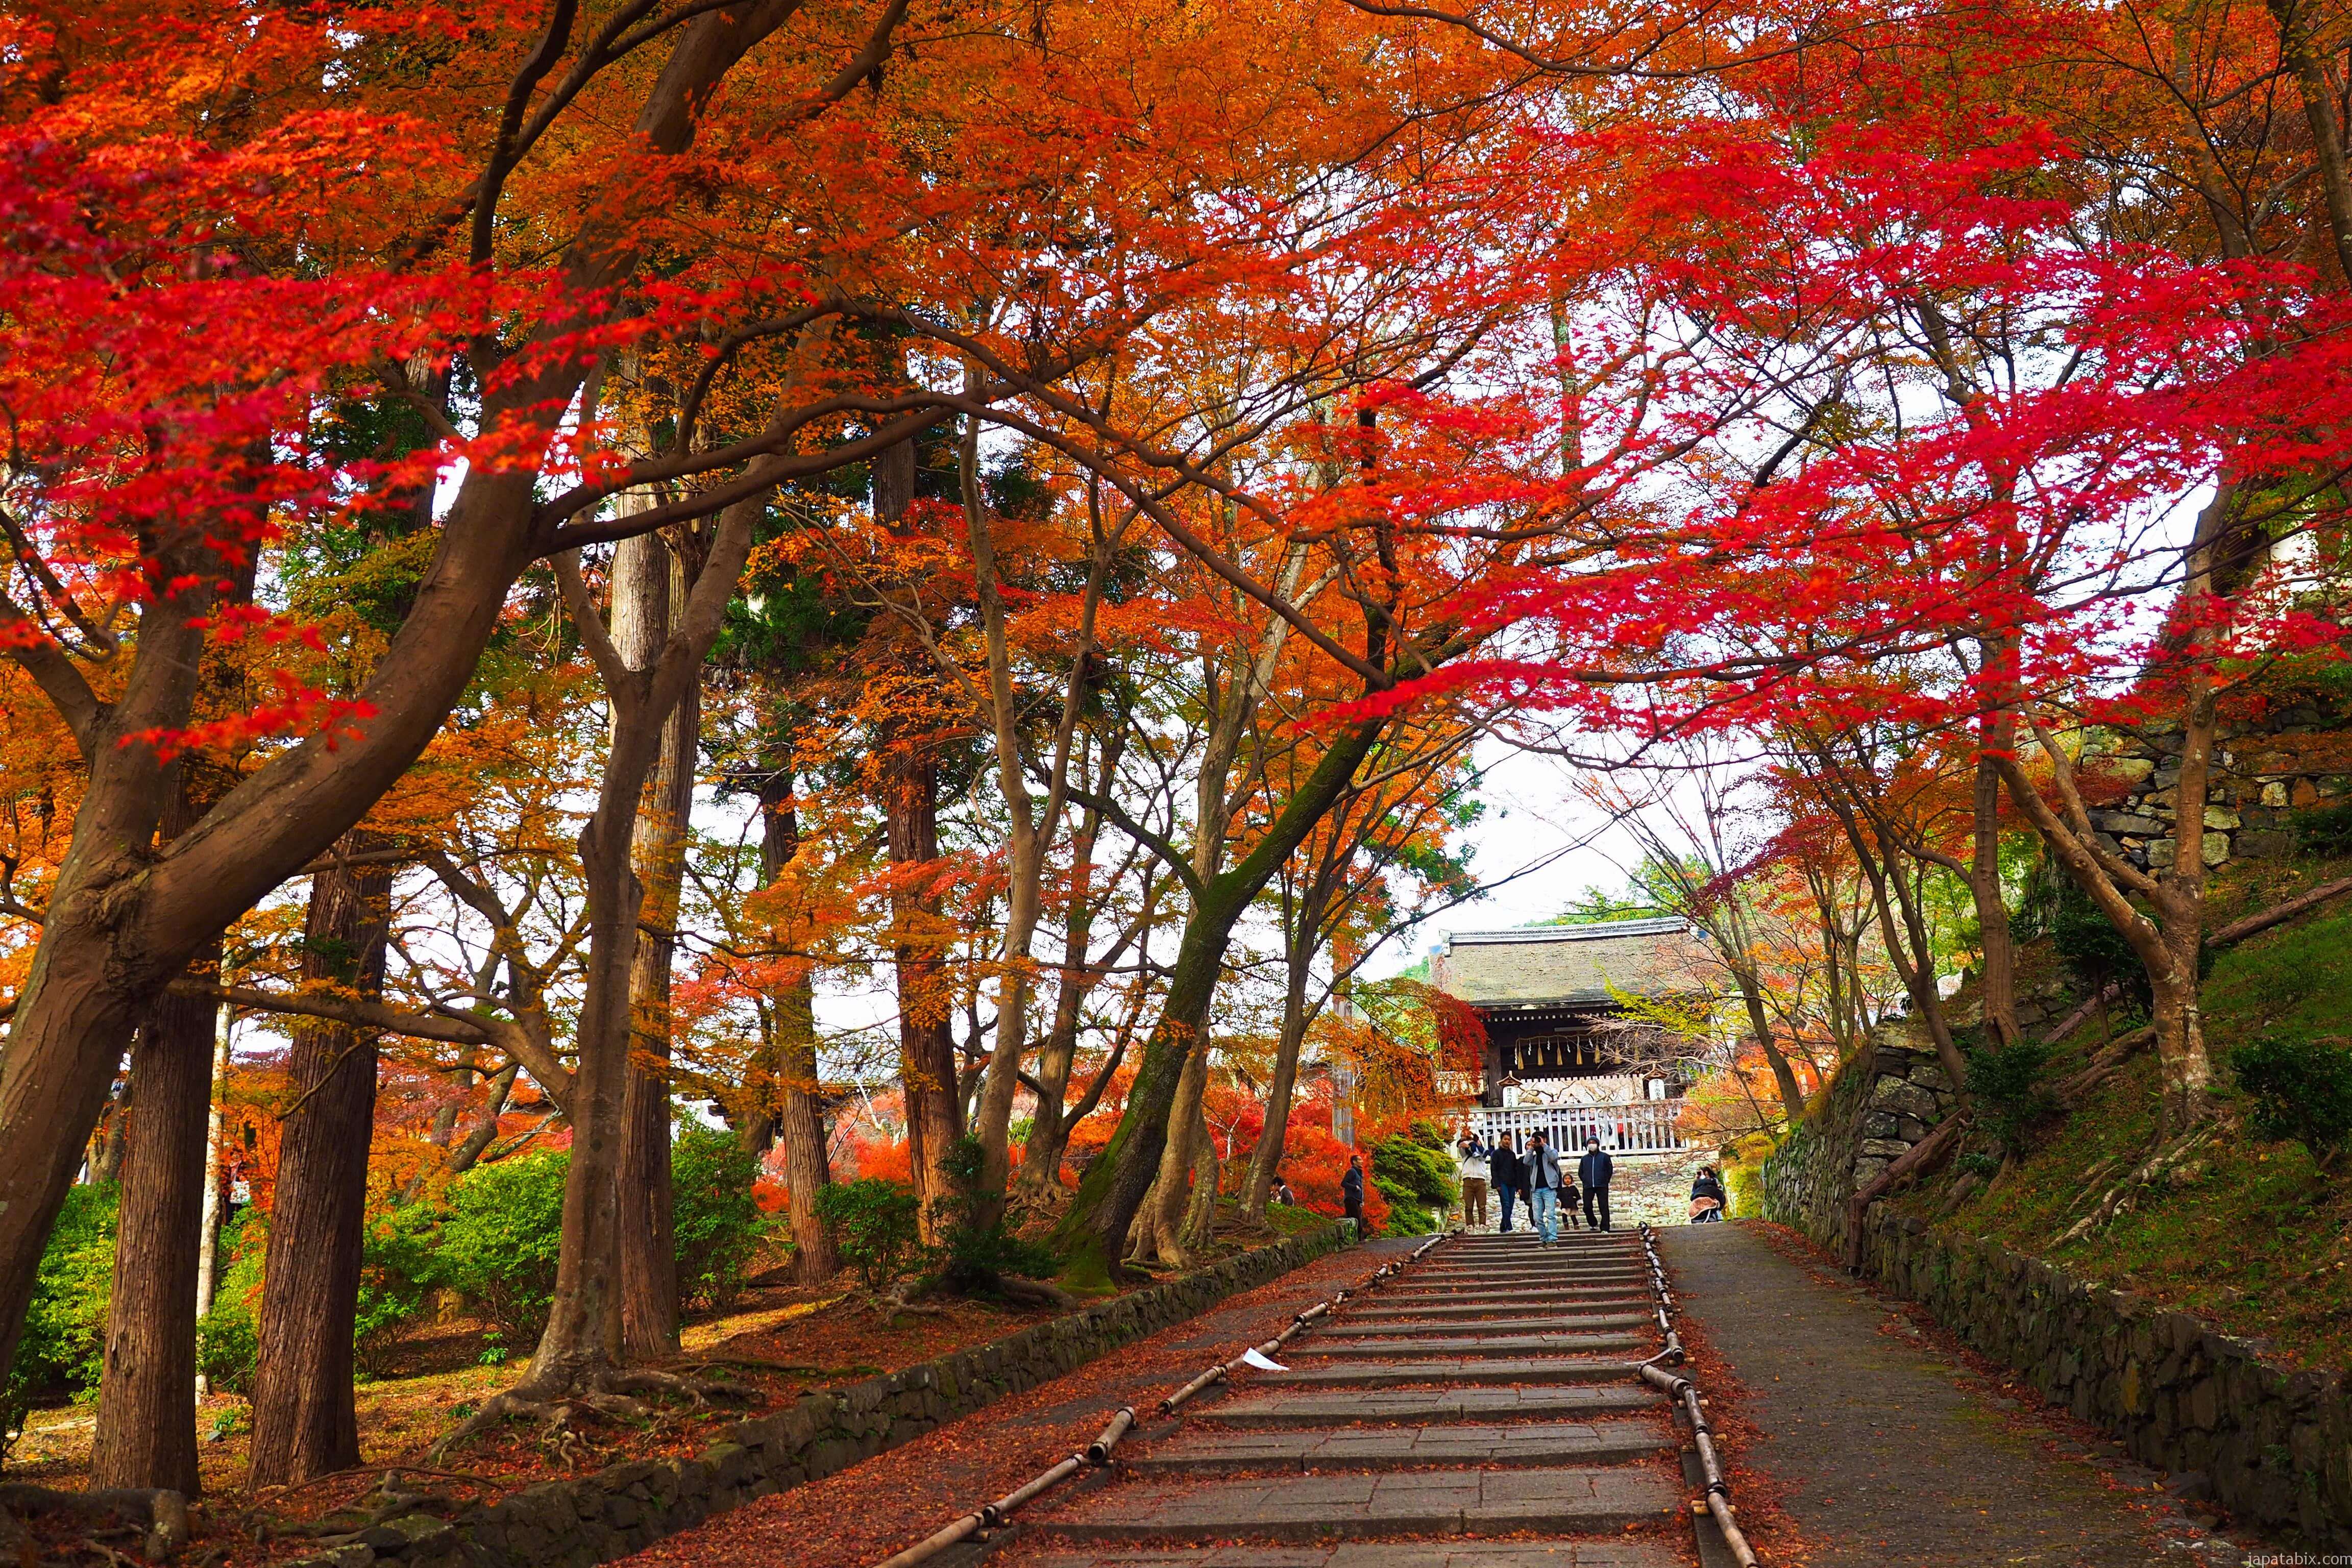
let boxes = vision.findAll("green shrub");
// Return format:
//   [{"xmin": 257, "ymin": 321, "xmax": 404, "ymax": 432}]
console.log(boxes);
[
  {"xmin": 14, "ymin": 1183, "xmax": 116, "ymax": 1396},
  {"xmin": 1371, "ymin": 1124, "xmax": 1457, "ymax": 1209},
  {"xmin": 4, "ymin": 1182, "xmax": 115, "ymax": 1453},
  {"xmin": 813, "ymin": 1178, "xmax": 923, "ymax": 1291},
  {"xmin": 671, "ymin": 1126, "xmax": 772, "ymax": 1314},
  {"xmin": 2050, "ymin": 878, "xmax": 2148, "ymax": 1004},
  {"xmin": 434, "ymin": 1150, "xmax": 568, "ymax": 1341},
  {"xmin": 196, "ymin": 1212, "xmax": 265, "ymax": 1395},
  {"xmin": 1370, "ymin": 1175, "xmax": 1435, "ymax": 1235},
  {"xmin": 928, "ymin": 1136, "xmax": 1056, "ymax": 1291},
  {"xmin": 354, "ymin": 1201, "xmax": 441, "ymax": 1379},
  {"xmin": 1963, "ymin": 1036, "xmax": 2055, "ymax": 1156},
  {"xmin": 2230, "ymin": 1034, "xmax": 2352, "ymax": 1166}
]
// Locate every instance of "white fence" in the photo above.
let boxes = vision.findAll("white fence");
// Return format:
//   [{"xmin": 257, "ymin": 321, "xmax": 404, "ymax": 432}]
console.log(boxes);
[{"xmin": 1467, "ymin": 1099, "xmax": 1684, "ymax": 1155}]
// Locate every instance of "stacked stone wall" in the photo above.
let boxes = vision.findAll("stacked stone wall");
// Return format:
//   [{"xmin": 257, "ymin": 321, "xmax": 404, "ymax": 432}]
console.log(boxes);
[
  {"xmin": 282, "ymin": 1222, "xmax": 1352, "ymax": 1568},
  {"xmin": 1758, "ymin": 1022, "xmax": 1957, "ymax": 1253},
  {"xmin": 1858, "ymin": 1209, "xmax": 2352, "ymax": 1548},
  {"xmin": 2085, "ymin": 696, "xmax": 2352, "ymax": 873}
]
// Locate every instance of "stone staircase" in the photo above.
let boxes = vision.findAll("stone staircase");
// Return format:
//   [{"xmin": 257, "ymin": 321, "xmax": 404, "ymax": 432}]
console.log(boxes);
[{"xmin": 1009, "ymin": 1231, "xmax": 1700, "ymax": 1567}]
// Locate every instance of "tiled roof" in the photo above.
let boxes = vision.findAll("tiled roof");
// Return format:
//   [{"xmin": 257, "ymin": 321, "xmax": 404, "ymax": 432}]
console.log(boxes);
[{"xmin": 1428, "ymin": 917, "xmax": 1718, "ymax": 1007}]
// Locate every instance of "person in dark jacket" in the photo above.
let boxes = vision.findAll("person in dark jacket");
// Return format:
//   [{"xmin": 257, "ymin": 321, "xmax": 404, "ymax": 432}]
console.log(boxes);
[
  {"xmin": 1578, "ymin": 1138, "xmax": 1614, "ymax": 1232},
  {"xmin": 1689, "ymin": 1165, "xmax": 1727, "ymax": 1222},
  {"xmin": 1489, "ymin": 1133, "xmax": 1524, "ymax": 1233},
  {"xmin": 1341, "ymin": 1155, "xmax": 1366, "ymax": 1234}
]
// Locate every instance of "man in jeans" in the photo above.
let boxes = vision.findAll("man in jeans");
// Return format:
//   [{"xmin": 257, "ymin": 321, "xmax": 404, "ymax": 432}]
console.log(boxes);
[
  {"xmin": 1523, "ymin": 1132, "xmax": 1563, "ymax": 1244},
  {"xmin": 1578, "ymin": 1137, "xmax": 1614, "ymax": 1232}
]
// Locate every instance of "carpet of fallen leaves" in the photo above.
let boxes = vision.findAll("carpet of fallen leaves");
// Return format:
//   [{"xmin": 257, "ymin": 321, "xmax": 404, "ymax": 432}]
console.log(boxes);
[
  {"xmin": 619, "ymin": 1241, "xmax": 1408, "ymax": 1568},
  {"xmin": 8, "ymin": 1244, "xmax": 1300, "ymax": 1568}
]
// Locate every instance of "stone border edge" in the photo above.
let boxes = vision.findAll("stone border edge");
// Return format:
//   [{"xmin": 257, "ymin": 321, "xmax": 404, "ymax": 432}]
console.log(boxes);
[{"xmin": 284, "ymin": 1221, "xmax": 1355, "ymax": 1568}]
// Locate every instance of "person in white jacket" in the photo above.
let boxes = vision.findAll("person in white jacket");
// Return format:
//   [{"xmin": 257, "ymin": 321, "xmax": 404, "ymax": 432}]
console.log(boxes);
[{"xmin": 1455, "ymin": 1134, "xmax": 1490, "ymax": 1228}]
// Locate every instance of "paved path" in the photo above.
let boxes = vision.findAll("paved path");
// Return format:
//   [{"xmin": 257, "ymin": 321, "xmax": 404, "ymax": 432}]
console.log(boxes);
[
  {"xmin": 1013, "ymin": 1231, "xmax": 1700, "ymax": 1568},
  {"xmin": 1661, "ymin": 1223, "xmax": 2183, "ymax": 1567}
]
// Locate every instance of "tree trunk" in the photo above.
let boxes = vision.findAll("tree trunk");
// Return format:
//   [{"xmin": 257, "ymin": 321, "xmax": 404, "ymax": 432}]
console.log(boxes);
[
  {"xmin": 518, "ymin": 500, "xmax": 756, "ymax": 1397},
  {"xmin": 1178, "ymin": 1092, "xmax": 1219, "ymax": 1252},
  {"xmin": 89, "ymin": 965, "xmax": 218, "ymax": 1494},
  {"xmin": 195, "ymin": 1004, "xmax": 232, "ymax": 1325},
  {"xmin": 445, "ymin": 1062, "xmax": 520, "ymax": 1175},
  {"xmin": 1241, "ymin": 886, "xmax": 1325, "ymax": 1216},
  {"xmin": 1142, "ymin": 1044, "xmax": 1208, "ymax": 1266},
  {"xmin": 1050, "ymin": 716, "xmax": 1386, "ymax": 1286},
  {"xmin": 91, "ymin": 1074, "xmax": 133, "ymax": 1186},
  {"xmin": 248, "ymin": 842, "xmax": 394, "ymax": 1488},
  {"xmin": 1970, "ymin": 731, "xmax": 2024, "ymax": 1049},
  {"xmin": 758, "ymin": 768, "xmax": 838, "ymax": 1283},
  {"xmin": 886, "ymin": 742, "xmax": 962, "ymax": 1241},
  {"xmin": 618, "ymin": 533, "xmax": 694, "ymax": 1360}
]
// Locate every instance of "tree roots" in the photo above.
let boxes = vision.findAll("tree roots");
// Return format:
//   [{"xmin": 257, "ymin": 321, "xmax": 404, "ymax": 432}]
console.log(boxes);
[
  {"xmin": 428, "ymin": 1366, "xmax": 753, "ymax": 1461},
  {"xmin": 0, "ymin": 1484, "xmax": 191, "ymax": 1563},
  {"xmin": 2055, "ymin": 1123, "xmax": 2220, "ymax": 1246}
]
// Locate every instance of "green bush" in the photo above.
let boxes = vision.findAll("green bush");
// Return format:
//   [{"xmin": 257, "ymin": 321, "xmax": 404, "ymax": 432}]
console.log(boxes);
[
  {"xmin": 434, "ymin": 1150, "xmax": 568, "ymax": 1341},
  {"xmin": 813, "ymin": 1178, "xmax": 923, "ymax": 1291},
  {"xmin": 1370, "ymin": 1175, "xmax": 1435, "ymax": 1235},
  {"xmin": 672, "ymin": 1126, "xmax": 772, "ymax": 1314},
  {"xmin": 2050, "ymin": 878, "xmax": 2148, "ymax": 1004},
  {"xmin": 1371, "ymin": 1124, "xmax": 1457, "ymax": 1208},
  {"xmin": 1963, "ymin": 1036, "xmax": 2055, "ymax": 1157},
  {"xmin": 929, "ymin": 1136, "xmax": 1056, "ymax": 1292},
  {"xmin": 196, "ymin": 1212, "xmax": 265, "ymax": 1395},
  {"xmin": 2230, "ymin": 1034, "xmax": 2352, "ymax": 1166},
  {"xmin": 4, "ymin": 1182, "xmax": 116, "ymax": 1452},
  {"xmin": 355, "ymin": 1201, "xmax": 441, "ymax": 1379}
]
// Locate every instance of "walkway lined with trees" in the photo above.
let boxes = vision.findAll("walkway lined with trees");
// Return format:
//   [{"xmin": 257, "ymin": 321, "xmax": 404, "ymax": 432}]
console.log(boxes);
[{"xmin": 6, "ymin": 0, "xmax": 2352, "ymax": 1561}]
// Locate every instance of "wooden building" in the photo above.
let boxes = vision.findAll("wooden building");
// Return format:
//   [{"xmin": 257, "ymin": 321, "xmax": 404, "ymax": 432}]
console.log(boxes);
[{"xmin": 1429, "ymin": 917, "xmax": 1718, "ymax": 1155}]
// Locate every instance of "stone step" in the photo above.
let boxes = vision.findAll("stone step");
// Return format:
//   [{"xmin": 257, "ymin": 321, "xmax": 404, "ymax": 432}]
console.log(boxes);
[
  {"xmin": 1036, "ymin": 1468, "xmax": 1683, "ymax": 1541},
  {"xmin": 1255, "ymin": 1357, "xmax": 1638, "ymax": 1389},
  {"xmin": 1202, "ymin": 1385, "xmax": 1663, "ymax": 1428},
  {"xmin": 1328, "ymin": 1313, "xmax": 1652, "ymax": 1336},
  {"xmin": 1122, "ymin": 1420, "xmax": 1676, "ymax": 1475},
  {"xmin": 1293, "ymin": 1333, "xmax": 1649, "ymax": 1359},
  {"xmin": 1021, "ymin": 1544, "xmax": 1688, "ymax": 1568},
  {"xmin": 1408, "ymin": 1266, "xmax": 1647, "ymax": 1280},
  {"xmin": 1365, "ymin": 1291, "xmax": 1647, "ymax": 1312}
]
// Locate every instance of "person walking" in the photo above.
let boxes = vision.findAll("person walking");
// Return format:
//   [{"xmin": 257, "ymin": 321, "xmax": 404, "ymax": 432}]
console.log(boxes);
[
  {"xmin": 1578, "ymin": 1137, "xmax": 1615, "ymax": 1232},
  {"xmin": 1523, "ymin": 1132, "xmax": 1562, "ymax": 1244},
  {"xmin": 1341, "ymin": 1154, "xmax": 1366, "ymax": 1235},
  {"xmin": 1456, "ymin": 1133, "xmax": 1490, "ymax": 1229},
  {"xmin": 1689, "ymin": 1164, "xmax": 1727, "ymax": 1222},
  {"xmin": 1489, "ymin": 1132, "xmax": 1524, "ymax": 1233}
]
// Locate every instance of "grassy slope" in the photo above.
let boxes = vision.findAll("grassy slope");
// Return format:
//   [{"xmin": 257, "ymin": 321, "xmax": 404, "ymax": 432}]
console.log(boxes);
[{"xmin": 1901, "ymin": 861, "xmax": 2352, "ymax": 1371}]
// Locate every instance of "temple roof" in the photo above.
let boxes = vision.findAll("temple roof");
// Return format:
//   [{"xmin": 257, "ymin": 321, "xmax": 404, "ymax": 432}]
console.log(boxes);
[{"xmin": 1428, "ymin": 917, "xmax": 1718, "ymax": 1009}]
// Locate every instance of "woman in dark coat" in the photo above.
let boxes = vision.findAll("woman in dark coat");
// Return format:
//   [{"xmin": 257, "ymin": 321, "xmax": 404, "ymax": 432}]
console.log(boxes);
[
  {"xmin": 1488, "ymin": 1133, "xmax": 1525, "ymax": 1233},
  {"xmin": 1689, "ymin": 1165, "xmax": 1728, "ymax": 1222}
]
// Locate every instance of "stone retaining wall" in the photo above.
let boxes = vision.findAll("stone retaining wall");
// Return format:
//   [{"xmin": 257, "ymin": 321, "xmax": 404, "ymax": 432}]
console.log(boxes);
[
  {"xmin": 1855, "ymin": 1207, "xmax": 2352, "ymax": 1548},
  {"xmin": 288, "ymin": 1223, "xmax": 1353, "ymax": 1568},
  {"xmin": 1759, "ymin": 1021, "xmax": 1957, "ymax": 1253}
]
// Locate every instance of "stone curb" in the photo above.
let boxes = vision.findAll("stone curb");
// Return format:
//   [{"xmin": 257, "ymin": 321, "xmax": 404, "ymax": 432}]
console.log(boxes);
[{"xmin": 283, "ymin": 1221, "xmax": 1354, "ymax": 1568}]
